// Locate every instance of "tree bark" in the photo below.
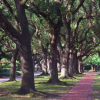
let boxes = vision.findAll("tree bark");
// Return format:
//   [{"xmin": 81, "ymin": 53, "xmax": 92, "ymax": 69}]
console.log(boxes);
[
  {"xmin": 81, "ymin": 64, "xmax": 84, "ymax": 73},
  {"xmin": 9, "ymin": 46, "xmax": 19, "ymax": 81},
  {"xmin": 78, "ymin": 58, "xmax": 82, "ymax": 73},
  {"xmin": 18, "ymin": 38, "xmax": 35, "ymax": 94},
  {"xmin": 36, "ymin": 30, "xmax": 49, "ymax": 75},
  {"xmin": 59, "ymin": 24, "xmax": 70, "ymax": 78},
  {"xmin": 48, "ymin": 28, "xmax": 60, "ymax": 83},
  {"xmin": 47, "ymin": 1, "xmax": 62, "ymax": 83},
  {"xmin": 91, "ymin": 64, "xmax": 94, "ymax": 70},
  {"xmin": 0, "ymin": 2, "xmax": 35, "ymax": 94},
  {"xmin": 57, "ymin": 62, "xmax": 61, "ymax": 72},
  {"xmin": 73, "ymin": 50, "xmax": 79, "ymax": 74},
  {"xmin": 15, "ymin": 0, "xmax": 35, "ymax": 94},
  {"xmin": 57, "ymin": 50, "xmax": 61, "ymax": 72},
  {"xmin": 68, "ymin": 53, "xmax": 74, "ymax": 77},
  {"xmin": 42, "ymin": 51, "xmax": 48, "ymax": 75},
  {"xmin": 59, "ymin": 53, "xmax": 69, "ymax": 79}
]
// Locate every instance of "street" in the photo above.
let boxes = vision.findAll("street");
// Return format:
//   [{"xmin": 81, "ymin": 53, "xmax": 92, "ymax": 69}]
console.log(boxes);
[{"xmin": 0, "ymin": 72, "xmax": 42, "ymax": 83}]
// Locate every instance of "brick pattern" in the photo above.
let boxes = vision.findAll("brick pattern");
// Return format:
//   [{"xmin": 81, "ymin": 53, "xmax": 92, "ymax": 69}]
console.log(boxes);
[{"xmin": 59, "ymin": 72, "xmax": 95, "ymax": 100}]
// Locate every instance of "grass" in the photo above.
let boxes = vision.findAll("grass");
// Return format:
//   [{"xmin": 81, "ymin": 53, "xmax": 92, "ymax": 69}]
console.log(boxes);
[
  {"xmin": 0, "ymin": 72, "xmax": 86, "ymax": 100},
  {"xmin": 92, "ymin": 72, "xmax": 100, "ymax": 100}
]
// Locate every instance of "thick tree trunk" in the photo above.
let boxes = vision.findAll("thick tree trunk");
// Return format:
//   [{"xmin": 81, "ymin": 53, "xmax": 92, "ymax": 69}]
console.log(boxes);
[
  {"xmin": 91, "ymin": 64, "xmax": 94, "ymax": 70},
  {"xmin": 73, "ymin": 50, "xmax": 79, "ymax": 74},
  {"xmin": 0, "ymin": 0, "xmax": 35, "ymax": 94},
  {"xmin": 81, "ymin": 64, "xmax": 84, "ymax": 73},
  {"xmin": 47, "ymin": 1, "xmax": 62, "ymax": 83},
  {"xmin": 9, "ymin": 46, "xmax": 19, "ymax": 81},
  {"xmin": 75, "ymin": 58, "xmax": 79, "ymax": 73},
  {"xmin": 47, "ymin": 59, "xmax": 50, "ymax": 70},
  {"xmin": 48, "ymin": 28, "xmax": 60, "ymax": 83},
  {"xmin": 42, "ymin": 52, "xmax": 48, "ymax": 75},
  {"xmin": 57, "ymin": 51, "xmax": 61, "ymax": 72},
  {"xmin": 59, "ymin": 25, "xmax": 70, "ymax": 79},
  {"xmin": 59, "ymin": 53, "xmax": 69, "ymax": 79},
  {"xmin": 36, "ymin": 29, "xmax": 49, "ymax": 75},
  {"xmin": 15, "ymin": 0, "xmax": 35, "ymax": 94},
  {"xmin": 78, "ymin": 59, "xmax": 82, "ymax": 73},
  {"xmin": 18, "ymin": 39, "xmax": 35, "ymax": 94},
  {"xmin": 68, "ymin": 53, "xmax": 74, "ymax": 77},
  {"xmin": 57, "ymin": 62, "xmax": 61, "ymax": 72}
]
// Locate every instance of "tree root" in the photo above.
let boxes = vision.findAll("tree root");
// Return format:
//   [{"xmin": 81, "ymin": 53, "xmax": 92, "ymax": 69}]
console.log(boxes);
[
  {"xmin": 58, "ymin": 75, "xmax": 68, "ymax": 79},
  {"xmin": 47, "ymin": 79, "xmax": 68, "ymax": 85},
  {"xmin": 15, "ymin": 87, "xmax": 36, "ymax": 95}
]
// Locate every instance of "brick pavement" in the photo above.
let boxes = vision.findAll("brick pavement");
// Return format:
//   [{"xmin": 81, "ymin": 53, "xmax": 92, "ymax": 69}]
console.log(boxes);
[{"xmin": 59, "ymin": 72, "xmax": 95, "ymax": 100}]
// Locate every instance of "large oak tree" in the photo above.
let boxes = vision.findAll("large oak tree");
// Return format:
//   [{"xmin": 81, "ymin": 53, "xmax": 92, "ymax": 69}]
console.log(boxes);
[{"xmin": 0, "ymin": 0, "xmax": 35, "ymax": 94}]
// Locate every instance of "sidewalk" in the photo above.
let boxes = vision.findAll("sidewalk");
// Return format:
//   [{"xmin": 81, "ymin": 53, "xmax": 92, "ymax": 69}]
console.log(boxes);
[{"xmin": 59, "ymin": 72, "xmax": 95, "ymax": 100}]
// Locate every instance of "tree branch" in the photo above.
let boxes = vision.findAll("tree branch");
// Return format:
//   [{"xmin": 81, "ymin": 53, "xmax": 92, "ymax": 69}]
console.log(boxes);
[
  {"xmin": 65, "ymin": 0, "xmax": 85, "ymax": 15},
  {"xmin": 2, "ymin": 0, "xmax": 19, "ymax": 23},
  {"xmin": 0, "ymin": 10, "xmax": 21, "ymax": 44}
]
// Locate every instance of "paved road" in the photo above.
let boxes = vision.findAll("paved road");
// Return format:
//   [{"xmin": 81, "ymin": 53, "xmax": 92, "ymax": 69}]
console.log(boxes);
[{"xmin": 0, "ymin": 72, "xmax": 42, "ymax": 83}]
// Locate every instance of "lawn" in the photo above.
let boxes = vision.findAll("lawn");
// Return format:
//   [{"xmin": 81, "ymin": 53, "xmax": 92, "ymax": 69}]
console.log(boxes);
[
  {"xmin": 0, "ymin": 72, "xmax": 86, "ymax": 100},
  {"xmin": 92, "ymin": 72, "xmax": 100, "ymax": 100}
]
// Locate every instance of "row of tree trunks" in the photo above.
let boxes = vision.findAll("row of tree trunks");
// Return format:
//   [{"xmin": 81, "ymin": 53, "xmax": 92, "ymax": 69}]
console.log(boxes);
[
  {"xmin": 91, "ymin": 64, "xmax": 100, "ymax": 71},
  {"xmin": 0, "ymin": 0, "xmax": 86, "ymax": 95},
  {"xmin": 59, "ymin": 48, "xmax": 85, "ymax": 79}
]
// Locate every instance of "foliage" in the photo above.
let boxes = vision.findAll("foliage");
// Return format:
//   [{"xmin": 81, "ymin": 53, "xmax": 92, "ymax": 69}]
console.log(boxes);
[
  {"xmin": 0, "ymin": 68, "xmax": 7, "ymax": 73},
  {"xmin": 83, "ymin": 54, "xmax": 100, "ymax": 65},
  {"xmin": 1, "ymin": 58, "xmax": 9, "ymax": 62},
  {"xmin": 0, "ymin": 58, "xmax": 20, "ymax": 69}
]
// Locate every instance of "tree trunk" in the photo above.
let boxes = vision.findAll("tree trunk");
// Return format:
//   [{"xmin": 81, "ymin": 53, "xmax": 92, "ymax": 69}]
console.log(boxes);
[
  {"xmin": 48, "ymin": 28, "xmax": 60, "ymax": 83},
  {"xmin": 47, "ymin": 59, "xmax": 50, "ymax": 70},
  {"xmin": 91, "ymin": 64, "xmax": 93, "ymax": 70},
  {"xmin": 0, "ymin": 1, "xmax": 35, "ymax": 94},
  {"xmin": 81, "ymin": 64, "xmax": 84, "ymax": 73},
  {"xmin": 15, "ymin": 0, "xmax": 35, "ymax": 94},
  {"xmin": 57, "ymin": 51, "xmax": 61, "ymax": 72},
  {"xmin": 57, "ymin": 62, "xmax": 61, "ymax": 72},
  {"xmin": 47, "ymin": 1, "xmax": 62, "ymax": 83},
  {"xmin": 42, "ymin": 52, "xmax": 48, "ymax": 75},
  {"xmin": 78, "ymin": 58, "xmax": 82, "ymax": 73},
  {"xmin": 68, "ymin": 53, "xmax": 74, "ymax": 77},
  {"xmin": 73, "ymin": 50, "xmax": 79, "ymax": 74},
  {"xmin": 59, "ymin": 53, "xmax": 69, "ymax": 79},
  {"xmin": 9, "ymin": 46, "xmax": 19, "ymax": 81},
  {"xmin": 59, "ymin": 24, "xmax": 70, "ymax": 79},
  {"xmin": 18, "ymin": 39, "xmax": 35, "ymax": 94}
]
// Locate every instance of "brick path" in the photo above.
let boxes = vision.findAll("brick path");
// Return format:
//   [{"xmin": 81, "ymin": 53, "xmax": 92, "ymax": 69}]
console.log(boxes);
[{"xmin": 59, "ymin": 72, "xmax": 95, "ymax": 100}]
